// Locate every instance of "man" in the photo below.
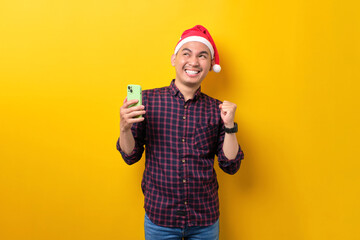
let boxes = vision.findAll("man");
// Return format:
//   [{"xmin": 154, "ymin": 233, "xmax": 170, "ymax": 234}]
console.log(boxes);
[{"xmin": 117, "ymin": 25, "xmax": 244, "ymax": 240}]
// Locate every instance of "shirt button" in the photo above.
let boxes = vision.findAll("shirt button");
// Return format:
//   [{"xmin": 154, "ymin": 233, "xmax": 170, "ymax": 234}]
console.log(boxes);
[
  {"xmin": 182, "ymin": 138, "xmax": 185, "ymax": 142},
  {"xmin": 182, "ymin": 116, "xmax": 186, "ymax": 120},
  {"xmin": 183, "ymin": 179, "xmax": 186, "ymax": 183},
  {"xmin": 184, "ymin": 201, "xmax": 188, "ymax": 205},
  {"xmin": 182, "ymin": 159, "xmax": 186, "ymax": 163},
  {"xmin": 184, "ymin": 105, "xmax": 188, "ymax": 109}
]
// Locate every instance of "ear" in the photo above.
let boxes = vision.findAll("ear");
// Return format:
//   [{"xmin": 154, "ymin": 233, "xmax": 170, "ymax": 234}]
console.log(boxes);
[
  {"xmin": 171, "ymin": 54, "xmax": 176, "ymax": 66},
  {"xmin": 210, "ymin": 58, "xmax": 215, "ymax": 71}
]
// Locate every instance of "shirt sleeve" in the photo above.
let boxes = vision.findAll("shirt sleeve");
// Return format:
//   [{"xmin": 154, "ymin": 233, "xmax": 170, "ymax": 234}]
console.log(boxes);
[
  {"xmin": 116, "ymin": 133, "xmax": 145, "ymax": 165},
  {"xmin": 216, "ymin": 122, "xmax": 244, "ymax": 175}
]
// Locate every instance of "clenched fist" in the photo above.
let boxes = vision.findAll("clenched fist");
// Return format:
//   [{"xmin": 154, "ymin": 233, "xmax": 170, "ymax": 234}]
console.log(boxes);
[{"xmin": 219, "ymin": 101, "xmax": 237, "ymax": 128}]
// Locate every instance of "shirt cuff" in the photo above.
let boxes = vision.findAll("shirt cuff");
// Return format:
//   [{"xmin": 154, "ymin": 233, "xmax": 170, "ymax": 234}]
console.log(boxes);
[
  {"xmin": 217, "ymin": 145, "xmax": 244, "ymax": 175},
  {"xmin": 116, "ymin": 138, "xmax": 141, "ymax": 164}
]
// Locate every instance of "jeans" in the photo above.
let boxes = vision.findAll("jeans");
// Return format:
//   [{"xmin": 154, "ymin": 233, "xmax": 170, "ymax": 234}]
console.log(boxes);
[{"xmin": 144, "ymin": 213, "xmax": 219, "ymax": 240}]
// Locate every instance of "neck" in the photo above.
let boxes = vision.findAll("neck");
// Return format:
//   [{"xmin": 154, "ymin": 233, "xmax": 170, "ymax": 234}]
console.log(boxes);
[{"xmin": 174, "ymin": 80, "xmax": 200, "ymax": 101}]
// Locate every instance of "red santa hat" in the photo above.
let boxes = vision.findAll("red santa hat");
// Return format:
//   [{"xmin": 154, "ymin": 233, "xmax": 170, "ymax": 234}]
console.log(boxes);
[{"xmin": 174, "ymin": 25, "xmax": 221, "ymax": 73}]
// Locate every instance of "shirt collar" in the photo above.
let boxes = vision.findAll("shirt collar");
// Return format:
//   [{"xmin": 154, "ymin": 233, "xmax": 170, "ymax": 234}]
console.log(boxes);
[{"xmin": 169, "ymin": 79, "xmax": 202, "ymax": 101}]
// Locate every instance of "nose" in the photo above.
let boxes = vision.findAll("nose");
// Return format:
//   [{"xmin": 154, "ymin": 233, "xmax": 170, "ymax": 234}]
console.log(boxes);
[{"xmin": 189, "ymin": 55, "xmax": 200, "ymax": 67}]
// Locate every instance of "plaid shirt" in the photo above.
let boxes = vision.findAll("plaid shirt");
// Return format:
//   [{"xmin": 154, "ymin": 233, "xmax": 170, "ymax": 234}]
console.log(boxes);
[{"xmin": 117, "ymin": 80, "xmax": 244, "ymax": 228}]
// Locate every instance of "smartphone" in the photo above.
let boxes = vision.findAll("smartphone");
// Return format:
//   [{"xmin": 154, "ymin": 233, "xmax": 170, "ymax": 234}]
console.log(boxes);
[{"xmin": 127, "ymin": 84, "xmax": 142, "ymax": 118}]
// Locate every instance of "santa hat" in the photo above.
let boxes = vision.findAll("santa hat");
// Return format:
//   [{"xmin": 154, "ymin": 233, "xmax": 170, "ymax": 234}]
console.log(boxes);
[{"xmin": 174, "ymin": 25, "xmax": 221, "ymax": 73}]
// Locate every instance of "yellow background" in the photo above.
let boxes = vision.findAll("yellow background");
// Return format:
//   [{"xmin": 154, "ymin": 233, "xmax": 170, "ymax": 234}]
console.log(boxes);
[{"xmin": 1, "ymin": 0, "xmax": 359, "ymax": 239}]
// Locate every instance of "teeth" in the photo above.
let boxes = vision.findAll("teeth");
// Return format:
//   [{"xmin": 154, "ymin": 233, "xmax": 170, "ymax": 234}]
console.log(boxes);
[{"xmin": 186, "ymin": 70, "xmax": 200, "ymax": 74}]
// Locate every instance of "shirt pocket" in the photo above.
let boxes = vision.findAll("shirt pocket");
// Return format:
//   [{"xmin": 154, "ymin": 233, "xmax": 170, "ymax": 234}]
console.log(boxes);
[{"xmin": 194, "ymin": 123, "xmax": 219, "ymax": 152}]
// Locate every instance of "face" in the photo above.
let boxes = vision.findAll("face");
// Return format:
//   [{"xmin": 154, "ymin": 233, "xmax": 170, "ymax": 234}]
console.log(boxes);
[{"xmin": 171, "ymin": 41, "xmax": 214, "ymax": 89}]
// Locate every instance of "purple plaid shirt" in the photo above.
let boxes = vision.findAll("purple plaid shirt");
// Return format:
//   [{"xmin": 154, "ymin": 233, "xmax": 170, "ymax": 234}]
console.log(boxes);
[{"xmin": 117, "ymin": 80, "xmax": 244, "ymax": 228}]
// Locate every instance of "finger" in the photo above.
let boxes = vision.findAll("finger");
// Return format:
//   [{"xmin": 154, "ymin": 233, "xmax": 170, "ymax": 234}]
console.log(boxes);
[
  {"xmin": 221, "ymin": 107, "xmax": 234, "ymax": 113},
  {"xmin": 123, "ymin": 99, "xmax": 139, "ymax": 108},
  {"xmin": 222, "ymin": 100, "xmax": 233, "ymax": 106},
  {"xmin": 121, "ymin": 108, "xmax": 145, "ymax": 118},
  {"xmin": 220, "ymin": 102, "xmax": 233, "ymax": 109},
  {"xmin": 219, "ymin": 103, "xmax": 223, "ymax": 109},
  {"xmin": 127, "ymin": 116, "xmax": 145, "ymax": 124},
  {"xmin": 220, "ymin": 105, "xmax": 232, "ymax": 111},
  {"xmin": 127, "ymin": 110, "xmax": 146, "ymax": 118},
  {"xmin": 122, "ymin": 106, "xmax": 145, "ymax": 116},
  {"xmin": 222, "ymin": 103, "xmax": 235, "ymax": 109},
  {"xmin": 121, "ymin": 106, "xmax": 145, "ymax": 120},
  {"xmin": 221, "ymin": 103, "xmax": 236, "ymax": 111},
  {"xmin": 121, "ymin": 103, "xmax": 144, "ymax": 115},
  {"xmin": 222, "ymin": 100, "xmax": 236, "ymax": 105},
  {"xmin": 126, "ymin": 106, "xmax": 145, "ymax": 115}
]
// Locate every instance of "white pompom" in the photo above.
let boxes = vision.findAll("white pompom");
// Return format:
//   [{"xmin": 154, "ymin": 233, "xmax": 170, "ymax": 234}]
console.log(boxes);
[{"xmin": 213, "ymin": 64, "xmax": 221, "ymax": 73}]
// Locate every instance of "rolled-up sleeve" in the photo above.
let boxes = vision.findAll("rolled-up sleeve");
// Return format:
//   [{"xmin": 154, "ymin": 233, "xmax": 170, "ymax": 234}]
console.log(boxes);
[
  {"xmin": 217, "ymin": 145, "xmax": 244, "ymax": 175},
  {"xmin": 216, "ymin": 121, "xmax": 244, "ymax": 175},
  {"xmin": 116, "ymin": 136, "xmax": 144, "ymax": 165}
]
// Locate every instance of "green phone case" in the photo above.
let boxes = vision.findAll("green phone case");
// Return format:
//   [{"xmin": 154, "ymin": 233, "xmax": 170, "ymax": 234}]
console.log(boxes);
[{"xmin": 127, "ymin": 84, "xmax": 142, "ymax": 118}]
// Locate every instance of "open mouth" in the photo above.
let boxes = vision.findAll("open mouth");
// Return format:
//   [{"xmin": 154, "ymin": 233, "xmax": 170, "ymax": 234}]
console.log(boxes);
[{"xmin": 185, "ymin": 69, "xmax": 201, "ymax": 75}]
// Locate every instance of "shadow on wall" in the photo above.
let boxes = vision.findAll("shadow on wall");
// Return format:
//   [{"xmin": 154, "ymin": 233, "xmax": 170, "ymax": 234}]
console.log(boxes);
[{"xmin": 215, "ymin": 127, "xmax": 255, "ymax": 239}]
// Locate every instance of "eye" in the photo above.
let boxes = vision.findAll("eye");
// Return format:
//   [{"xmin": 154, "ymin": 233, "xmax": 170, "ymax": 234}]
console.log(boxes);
[{"xmin": 199, "ymin": 54, "xmax": 207, "ymax": 59}]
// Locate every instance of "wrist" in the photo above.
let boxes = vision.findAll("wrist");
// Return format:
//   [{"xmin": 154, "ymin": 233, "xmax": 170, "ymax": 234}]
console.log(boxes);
[
  {"xmin": 224, "ymin": 122, "xmax": 238, "ymax": 134},
  {"xmin": 120, "ymin": 124, "xmax": 132, "ymax": 134},
  {"xmin": 224, "ymin": 122, "xmax": 235, "ymax": 128}
]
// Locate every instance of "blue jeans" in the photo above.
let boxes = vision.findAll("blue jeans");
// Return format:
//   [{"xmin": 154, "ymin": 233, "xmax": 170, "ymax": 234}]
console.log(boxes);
[{"xmin": 144, "ymin": 213, "xmax": 219, "ymax": 240}]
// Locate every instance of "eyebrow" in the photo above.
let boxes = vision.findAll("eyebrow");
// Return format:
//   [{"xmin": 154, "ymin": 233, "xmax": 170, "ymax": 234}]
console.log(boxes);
[{"xmin": 181, "ymin": 48, "xmax": 210, "ymax": 55}]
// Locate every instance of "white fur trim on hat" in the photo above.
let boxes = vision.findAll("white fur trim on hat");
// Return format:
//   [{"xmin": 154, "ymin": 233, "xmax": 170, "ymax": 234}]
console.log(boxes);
[{"xmin": 174, "ymin": 36, "xmax": 215, "ymax": 59}]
